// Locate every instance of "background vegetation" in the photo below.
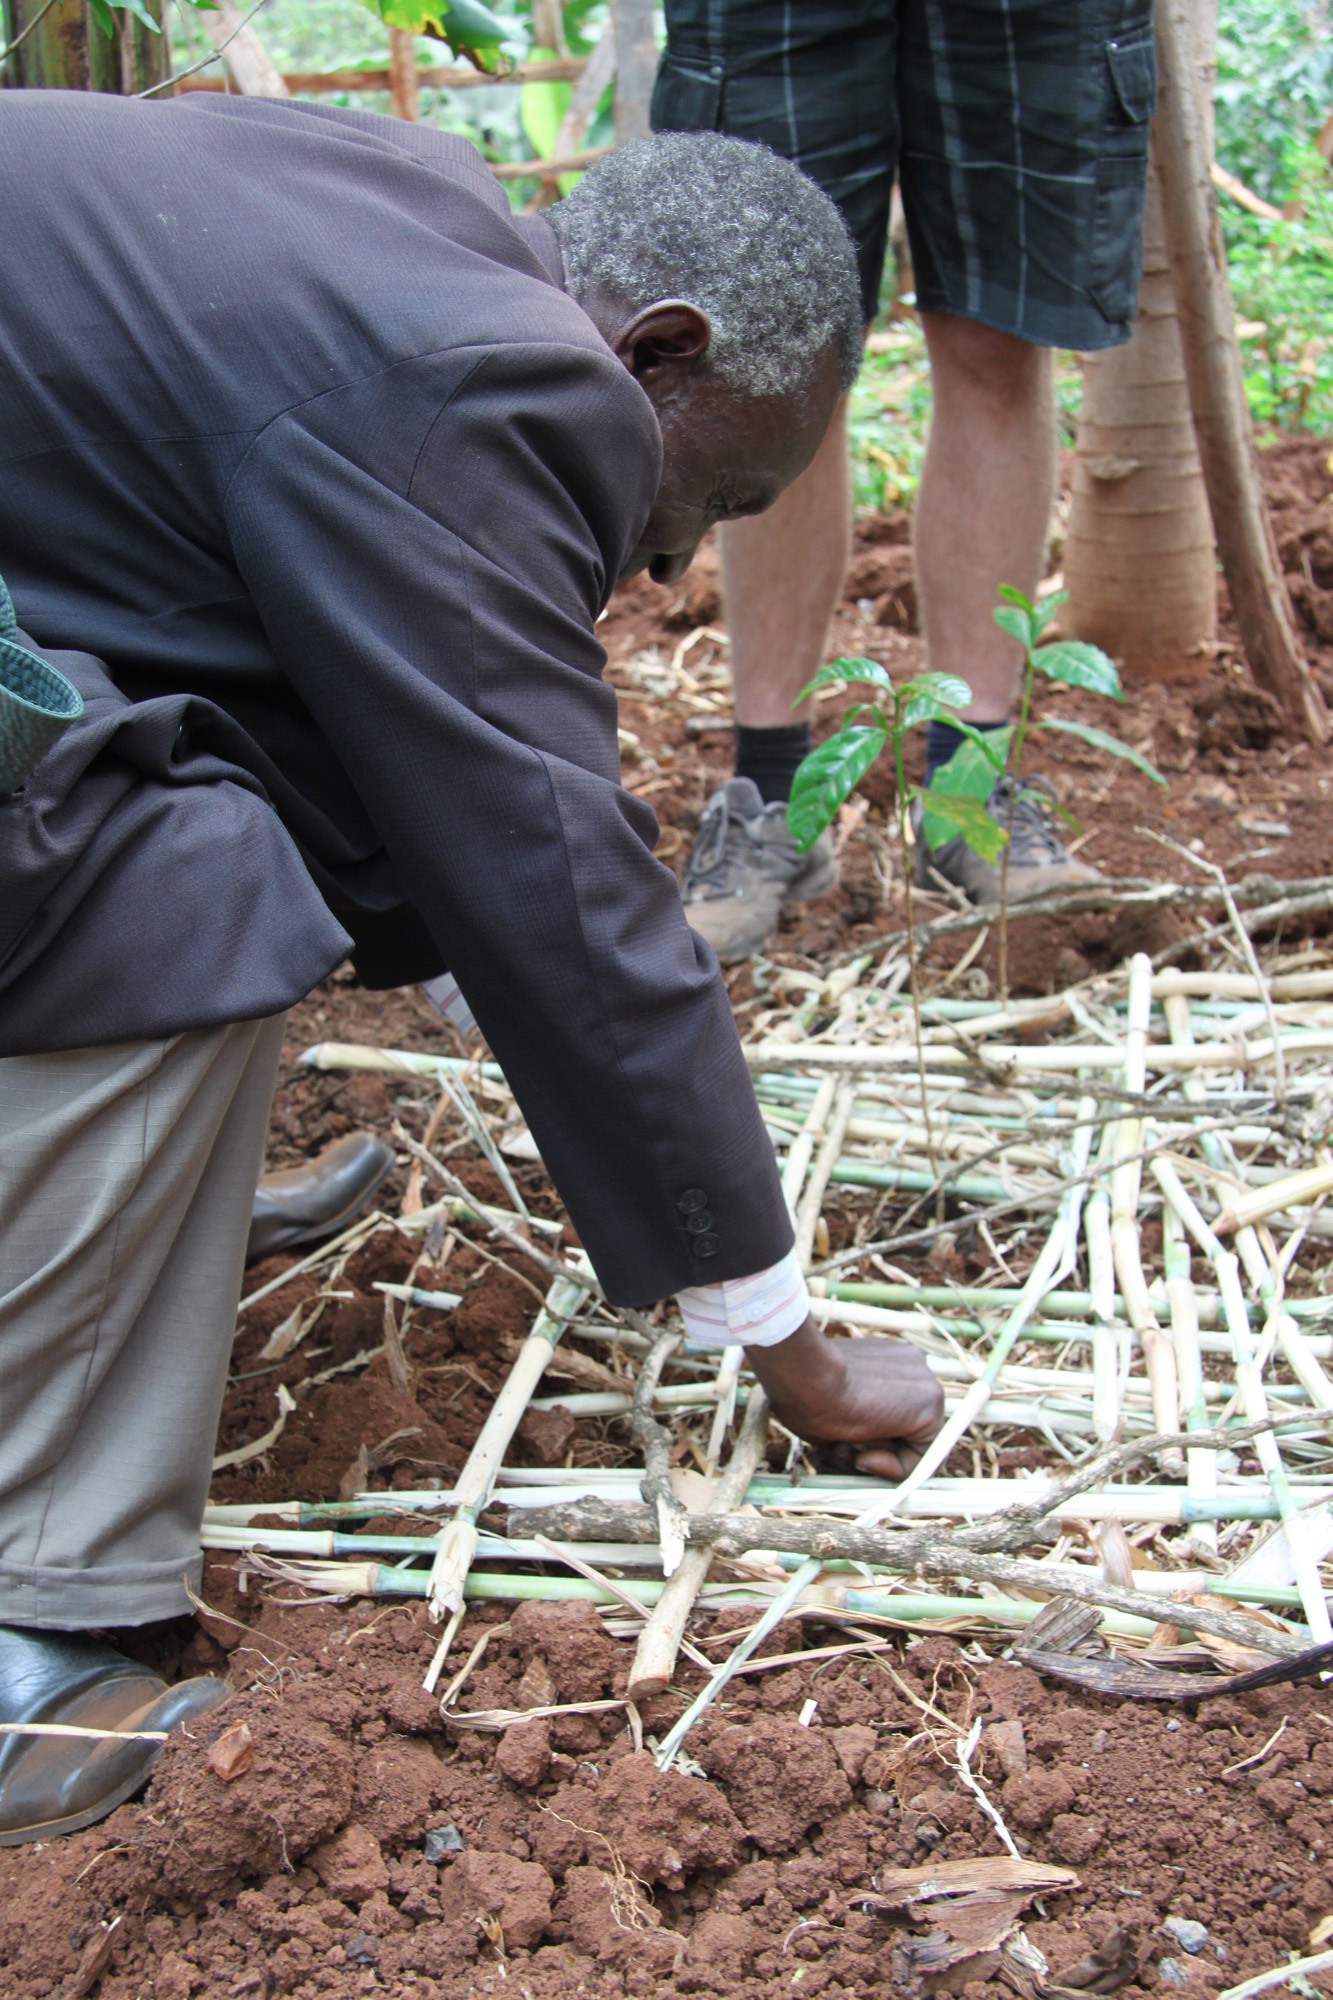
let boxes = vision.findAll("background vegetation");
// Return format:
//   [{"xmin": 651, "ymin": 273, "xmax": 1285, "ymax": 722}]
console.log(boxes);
[{"xmin": 168, "ymin": 0, "xmax": 1333, "ymax": 512}]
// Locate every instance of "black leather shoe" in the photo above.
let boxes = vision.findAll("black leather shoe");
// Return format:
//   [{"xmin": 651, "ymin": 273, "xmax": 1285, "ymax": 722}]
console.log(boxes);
[
  {"xmin": 246, "ymin": 1131, "xmax": 394, "ymax": 1265},
  {"xmin": 0, "ymin": 1626, "xmax": 227, "ymax": 1845}
]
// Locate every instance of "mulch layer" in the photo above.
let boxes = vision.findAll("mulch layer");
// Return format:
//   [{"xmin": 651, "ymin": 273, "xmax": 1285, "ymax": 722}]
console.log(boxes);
[{"xmin": 4, "ymin": 440, "xmax": 1333, "ymax": 2000}]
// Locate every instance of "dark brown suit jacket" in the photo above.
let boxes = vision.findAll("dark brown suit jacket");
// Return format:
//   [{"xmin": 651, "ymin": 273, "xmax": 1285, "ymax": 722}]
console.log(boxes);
[{"xmin": 0, "ymin": 90, "xmax": 793, "ymax": 1304}]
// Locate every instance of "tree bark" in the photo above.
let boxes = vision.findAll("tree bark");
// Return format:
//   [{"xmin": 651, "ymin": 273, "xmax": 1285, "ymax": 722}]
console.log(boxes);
[
  {"xmin": 1065, "ymin": 152, "xmax": 1218, "ymax": 677},
  {"xmin": 4, "ymin": 0, "xmax": 168, "ymax": 92},
  {"xmin": 199, "ymin": 0, "xmax": 289, "ymax": 97},
  {"xmin": 610, "ymin": 0, "xmax": 654, "ymax": 145},
  {"xmin": 387, "ymin": 25, "xmax": 419, "ymax": 120},
  {"xmin": 1153, "ymin": 0, "xmax": 1329, "ymax": 742}
]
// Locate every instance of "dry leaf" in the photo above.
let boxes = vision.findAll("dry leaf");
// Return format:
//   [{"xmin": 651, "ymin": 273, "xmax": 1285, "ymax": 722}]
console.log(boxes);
[
  {"xmin": 1048, "ymin": 1926, "xmax": 1144, "ymax": 1995},
  {"xmin": 337, "ymin": 1443, "xmax": 372, "ymax": 1504},
  {"xmin": 66, "ymin": 1921, "xmax": 117, "ymax": 1999},
  {"xmin": 870, "ymin": 1858, "xmax": 1078, "ymax": 1909},
  {"xmin": 207, "ymin": 1720, "xmax": 255, "ymax": 1782}
]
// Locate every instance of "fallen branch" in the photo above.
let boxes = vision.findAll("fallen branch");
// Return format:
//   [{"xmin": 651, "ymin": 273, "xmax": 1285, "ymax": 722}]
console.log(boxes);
[
  {"xmin": 628, "ymin": 1385, "xmax": 771, "ymax": 1698},
  {"xmin": 629, "ymin": 1331, "xmax": 687, "ymax": 1577},
  {"xmin": 515, "ymin": 1497, "xmax": 1308, "ymax": 1657}
]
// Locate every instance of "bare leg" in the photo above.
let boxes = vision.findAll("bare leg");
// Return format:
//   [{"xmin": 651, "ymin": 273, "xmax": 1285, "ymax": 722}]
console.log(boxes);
[
  {"xmin": 720, "ymin": 394, "xmax": 851, "ymax": 729},
  {"xmin": 914, "ymin": 313, "xmax": 1057, "ymax": 720}
]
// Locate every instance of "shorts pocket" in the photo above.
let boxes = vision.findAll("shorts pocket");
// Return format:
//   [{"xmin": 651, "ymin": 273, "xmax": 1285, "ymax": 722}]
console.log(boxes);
[
  {"xmin": 1106, "ymin": 32, "xmax": 1158, "ymax": 125},
  {"xmin": 1088, "ymin": 33, "xmax": 1156, "ymax": 323},
  {"xmin": 651, "ymin": 53, "xmax": 723, "ymax": 134}
]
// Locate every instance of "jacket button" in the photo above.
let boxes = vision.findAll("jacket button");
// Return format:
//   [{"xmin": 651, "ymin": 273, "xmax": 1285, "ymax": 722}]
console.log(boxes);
[
  {"xmin": 692, "ymin": 1232, "xmax": 720, "ymax": 1258},
  {"xmin": 685, "ymin": 1210, "xmax": 714, "ymax": 1234},
  {"xmin": 677, "ymin": 1188, "xmax": 708, "ymax": 1215}
]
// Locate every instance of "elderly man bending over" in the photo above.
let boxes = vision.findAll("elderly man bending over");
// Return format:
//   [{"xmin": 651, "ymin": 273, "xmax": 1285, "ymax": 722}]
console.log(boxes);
[{"xmin": 0, "ymin": 96, "xmax": 942, "ymax": 1843}]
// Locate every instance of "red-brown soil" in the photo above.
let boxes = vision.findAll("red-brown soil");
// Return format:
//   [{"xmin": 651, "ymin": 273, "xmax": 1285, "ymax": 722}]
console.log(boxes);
[{"xmin": 4, "ymin": 444, "xmax": 1333, "ymax": 2000}]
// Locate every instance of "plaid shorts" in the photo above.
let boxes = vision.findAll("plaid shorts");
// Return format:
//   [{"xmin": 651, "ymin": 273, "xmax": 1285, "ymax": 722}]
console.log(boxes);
[{"xmin": 651, "ymin": 0, "xmax": 1156, "ymax": 348}]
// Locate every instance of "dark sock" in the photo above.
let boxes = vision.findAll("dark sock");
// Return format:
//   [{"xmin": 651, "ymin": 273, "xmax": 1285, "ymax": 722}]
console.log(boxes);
[
  {"xmin": 925, "ymin": 717, "xmax": 1008, "ymax": 785},
  {"xmin": 733, "ymin": 722, "xmax": 812, "ymax": 805}
]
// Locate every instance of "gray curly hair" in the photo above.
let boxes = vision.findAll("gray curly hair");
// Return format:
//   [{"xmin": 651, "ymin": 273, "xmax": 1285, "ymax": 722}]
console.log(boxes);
[{"xmin": 549, "ymin": 132, "xmax": 863, "ymax": 400}]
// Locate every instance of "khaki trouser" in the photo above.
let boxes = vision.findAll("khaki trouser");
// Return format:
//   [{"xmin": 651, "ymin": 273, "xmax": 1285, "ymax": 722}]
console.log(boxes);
[{"xmin": 0, "ymin": 1017, "xmax": 285, "ymax": 1628}]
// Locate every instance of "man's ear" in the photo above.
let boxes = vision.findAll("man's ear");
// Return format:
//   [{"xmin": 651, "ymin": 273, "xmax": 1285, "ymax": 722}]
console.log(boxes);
[{"xmin": 609, "ymin": 300, "xmax": 712, "ymax": 381}]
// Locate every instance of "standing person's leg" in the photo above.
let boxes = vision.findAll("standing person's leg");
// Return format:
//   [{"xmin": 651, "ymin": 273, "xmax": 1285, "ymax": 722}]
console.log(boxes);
[
  {"xmin": 653, "ymin": 0, "xmax": 895, "ymax": 961},
  {"xmin": 914, "ymin": 312, "xmax": 1056, "ymax": 722},
  {"xmin": 899, "ymin": 0, "xmax": 1156, "ymax": 900},
  {"xmin": 0, "ymin": 1013, "xmax": 286, "ymax": 1843}
]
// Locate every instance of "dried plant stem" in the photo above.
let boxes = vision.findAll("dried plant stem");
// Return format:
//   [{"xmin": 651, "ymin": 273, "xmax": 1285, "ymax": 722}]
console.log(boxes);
[
  {"xmin": 517, "ymin": 1501, "xmax": 1308, "ymax": 1657},
  {"xmin": 630, "ymin": 1330, "xmax": 687, "ymax": 1577},
  {"xmin": 1163, "ymin": 1205, "xmax": 1216, "ymax": 1557},
  {"xmin": 421, "ymin": 1269, "xmax": 586, "ymax": 1689},
  {"xmin": 793, "ymin": 1080, "xmax": 856, "ymax": 1268},
  {"xmin": 1110, "ymin": 954, "xmax": 1179, "ymax": 1446},
  {"xmin": 628, "ymin": 1387, "xmax": 772, "ymax": 1698}
]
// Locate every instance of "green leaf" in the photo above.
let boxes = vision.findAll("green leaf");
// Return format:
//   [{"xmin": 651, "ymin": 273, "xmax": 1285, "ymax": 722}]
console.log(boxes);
[
  {"xmin": 919, "ymin": 730, "xmax": 1011, "ymax": 850},
  {"xmin": 365, "ymin": 0, "xmax": 509, "ymax": 69},
  {"xmin": 794, "ymin": 657, "xmax": 893, "ymax": 706},
  {"xmin": 1031, "ymin": 639, "xmax": 1123, "ymax": 700},
  {"xmin": 521, "ymin": 46, "xmax": 577, "ymax": 190},
  {"xmin": 118, "ymin": 0, "xmax": 162, "ymax": 28},
  {"xmin": 1029, "ymin": 589, "xmax": 1068, "ymax": 640},
  {"xmin": 993, "ymin": 602, "xmax": 1034, "ymax": 650},
  {"xmin": 930, "ymin": 728, "xmax": 1014, "ymax": 801},
  {"xmin": 87, "ymin": 0, "xmax": 116, "ymax": 35},
  {"xmin": 1036, "ymin": 716, "xmax": 1167, "ymax": 783},
  {"xmin": 901, "ymin": 671, "xmax": 974, "ymax": 711},
  {"xmin": 916, "ymin": 786, "xmax": 1010, "ymax": 862},
  {"xmin": 787, "ymin": 723, "xmax": 887, "ymax": 852},
  {"xmin": 997, "ymin": 584, "xmax": 1034, "ymax": 610}
]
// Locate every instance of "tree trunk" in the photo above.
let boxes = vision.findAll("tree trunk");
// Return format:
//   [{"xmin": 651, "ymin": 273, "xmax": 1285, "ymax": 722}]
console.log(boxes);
[
  {"xmin": 1153, "ymin": 0, "xmax": 1329, "ymax": 742},
  {"xmin": 387, "ymin": 26, "xmax": 419, "ymax": 120},
  {"xmin": 1065, "ymin": 151, "xmax": 1218, "ymax": 677},
  {"xmin": 199, "ymin": 0, "xmax": 289, "ymax": 97},
  {"xmin": 3, "ymin": 0, "xmax": 168, "ymax": 92},
  {"xmin": 610, "ymin": 0, "xmax": 654, "ymax": 145}
]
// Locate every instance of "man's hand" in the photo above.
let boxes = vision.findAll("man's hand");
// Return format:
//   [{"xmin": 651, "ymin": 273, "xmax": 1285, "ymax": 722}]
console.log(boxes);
[{"xmin": 745, "ymin": 1316, "xmax": 944, "ymax": 1480}]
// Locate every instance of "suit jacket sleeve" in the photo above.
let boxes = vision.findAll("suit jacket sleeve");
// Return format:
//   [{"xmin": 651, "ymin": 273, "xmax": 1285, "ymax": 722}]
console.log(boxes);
[{"xmin": 223, "ymin": 337, "xmax": 795, "ymax": 1306}]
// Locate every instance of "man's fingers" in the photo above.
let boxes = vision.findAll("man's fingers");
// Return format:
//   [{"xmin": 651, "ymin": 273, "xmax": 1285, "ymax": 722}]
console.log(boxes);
[{"xmin": 853, "ymin": 1446, "xmax": 909, "ymax": 1480}]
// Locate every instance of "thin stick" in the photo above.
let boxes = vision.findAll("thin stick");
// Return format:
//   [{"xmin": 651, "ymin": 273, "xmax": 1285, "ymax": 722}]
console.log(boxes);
[
  {"xmin": 1110, "ymin": 954, "xmax": 1178, "ymax": 1445},
  {"xmin": 1216, "ymin": 1949, "xmax": 1333, "ymax": 2000},
  {"xmin": 1163, "ymin": 1204, "xmax": 1216, "ymax": 1557},
  {"xmin": 629, "ymin": 1387, "xmax": 772, "ymax": 1698},
  {"xmin": 630, "ymin": 1331, "xmax": 687, "ymax": 1576},
  {"xmin": 794, "ymin": 1079, "xmax": 855, "ymax": 1268},
  {"xmin": 421, "ymin": 1269, "xmax": 586, "ymax": 1689},
  {"xmin": 0, "ymin": 1722, "xmax": 169, "ymax": 1741},
  {"xmin": 1151, "ymin": 1158, "xmax": 1332, "ymax": 1643}
]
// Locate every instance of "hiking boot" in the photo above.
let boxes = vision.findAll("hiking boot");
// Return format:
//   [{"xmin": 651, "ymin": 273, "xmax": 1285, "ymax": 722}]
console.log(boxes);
[
  {"xmin": 681, "ymin": 776, "xmax": 837, "ymax": 962},
  {"xmin": 914, "ymin": 774, "xmax": 1100, "ymax": 907}
]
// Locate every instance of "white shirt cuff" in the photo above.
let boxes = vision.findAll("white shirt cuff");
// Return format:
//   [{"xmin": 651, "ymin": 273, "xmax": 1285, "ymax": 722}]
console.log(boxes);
[{"xmin": 676, "ymin": 1247, "xmax": 811, "ymax": 1349}]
